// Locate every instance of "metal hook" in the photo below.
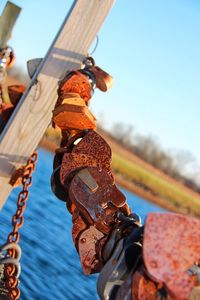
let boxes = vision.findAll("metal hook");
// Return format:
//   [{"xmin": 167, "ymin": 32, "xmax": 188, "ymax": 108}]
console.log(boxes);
[{"xmin": 0, "ymin": 242, "xmax": 22, "ymax": 261}]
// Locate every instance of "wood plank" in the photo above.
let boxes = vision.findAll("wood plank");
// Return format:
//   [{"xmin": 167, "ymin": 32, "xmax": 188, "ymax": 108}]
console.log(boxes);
[
  {"xmin": 0, "ymin": 0, "xmax": 115, "ymax": 209},
  {"xmin": 0, "ymin": 1, "xmax": 21, "ymax": 48}
]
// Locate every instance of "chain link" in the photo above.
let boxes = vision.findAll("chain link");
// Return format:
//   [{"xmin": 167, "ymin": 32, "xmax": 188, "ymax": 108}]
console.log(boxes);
[
  {"xmin": 4, "ymin": 151, "xmax": 38, "ymax": 300},
  {"xmin": 0, "ymin": 47, "xmax": 14, "ymax": 82}
]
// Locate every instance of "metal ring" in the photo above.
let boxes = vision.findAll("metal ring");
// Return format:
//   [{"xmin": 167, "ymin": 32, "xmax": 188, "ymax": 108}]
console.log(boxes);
[{"xmin": 82, "ymin": 56, "xmax": 96, "ymax": 67}]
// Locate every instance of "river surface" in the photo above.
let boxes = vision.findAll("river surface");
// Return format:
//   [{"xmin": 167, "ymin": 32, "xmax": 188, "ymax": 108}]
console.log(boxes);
[{"xmin": 1, "ymin": 149, "xmax": 166, "ymax": 300}]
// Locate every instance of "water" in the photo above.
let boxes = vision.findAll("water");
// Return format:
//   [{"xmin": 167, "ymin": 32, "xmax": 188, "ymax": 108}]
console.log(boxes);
[{"xmin": 0, "ymin": 149, "xmax": 166, "ymax": 300}]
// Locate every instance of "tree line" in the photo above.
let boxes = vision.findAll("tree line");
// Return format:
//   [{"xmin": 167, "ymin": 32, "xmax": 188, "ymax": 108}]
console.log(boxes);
[{"xmin": 110, "ymin": 122, "xmax": 200, "ymax": 193}]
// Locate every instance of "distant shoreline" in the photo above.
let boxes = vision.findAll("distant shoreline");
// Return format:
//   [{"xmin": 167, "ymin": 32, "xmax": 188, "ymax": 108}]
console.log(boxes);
[{"xmin": 114, "ymin": 174, "xmax": 187, "ymax": 213}]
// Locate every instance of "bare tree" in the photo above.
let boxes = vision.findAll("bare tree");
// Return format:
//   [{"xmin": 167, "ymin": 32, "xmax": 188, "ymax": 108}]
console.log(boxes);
[{"xmin": 112, "ymin": 122, "xmax": 134, "ymax": 147}]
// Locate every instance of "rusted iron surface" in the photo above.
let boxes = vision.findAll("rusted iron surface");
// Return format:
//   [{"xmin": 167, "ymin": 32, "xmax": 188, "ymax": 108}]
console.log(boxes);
[
  {"xmin": 52, "ymin": 101, "xmax": 96, "ymax": 131},
  {"xmin": 78, "ymin": 226, "xmax": 104, "ymax": 274},
  {"xmin": 59, "ymin": 130, "xmax": 113, "ymax": 187},
  {"xmin": 51, "ymin": 127, "xmax": 131, "ymax": 274},
  {"xmin": 8, "ymin": 85, "xmax": 26, "ymax": 106},
  {"xmin": 50, "ymin": 64, "xmax": 132, "ymax": 278},
  {"xmin": 58, "ymin": 71, "xmax": 92, "ymax": 102},
  {"xmin": 9, "ymin": 166, "xmax": 25, "ymax": 187},
  {"xmin": 51, "ymin": 62, "xmax": 200, "ymax": 297},
  {"xmin": 53, "ymin": 130, "xmax": 92, "ymax": 172},
  {"xmin": 60, "ymin": 153, "xmax": 98, "ymax": 186},
  {"xmin": 132, "ymin": 271, "xmax": 168, "ymax": 300},
  {"xmin": 69, "ymin": 167, "xmax": 127, "ymax": 234},
  {"xmin": 56, "ymin": 92, "xmax": 82, "ymax": 107},
  {"xmin": 143, "ymin": 213, "xmax": 200, "ymax": 299},
  {"xmin": 73, "ymin": 130, "xmax": 113, "ymax": 178},
  {"xmin": 53, "ymin": 71, "xmax": 97, "ymax": 131},
  {"xmin": 72, "ymin": 211, "xmax": 87, "ymax": 247},
  {"xmin": 86, "ymin": 65, "xmax": 113, "ymax": 92}
]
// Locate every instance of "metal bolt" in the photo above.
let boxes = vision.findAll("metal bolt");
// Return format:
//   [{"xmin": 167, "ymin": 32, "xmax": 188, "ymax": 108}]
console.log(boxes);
[{"xmin": 80, "ymin": 238, "xmax": 86, "ymax": 243}]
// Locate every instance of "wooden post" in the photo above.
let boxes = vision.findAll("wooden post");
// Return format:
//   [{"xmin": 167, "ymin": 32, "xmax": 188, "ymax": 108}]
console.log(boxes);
[
  {"xmin": 0, "ymin": 1, "xmax": 21, "ymax": 48},
  {"xmin": 0, "ymin": 0, "xmax": 115, "ymax": 209}
]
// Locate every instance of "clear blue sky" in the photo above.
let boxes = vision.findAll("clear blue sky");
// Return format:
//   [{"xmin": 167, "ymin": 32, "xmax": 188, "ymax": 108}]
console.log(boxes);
[{"xmin": 1, "ymin": 0, "xmax": 200, "ymax": 175}]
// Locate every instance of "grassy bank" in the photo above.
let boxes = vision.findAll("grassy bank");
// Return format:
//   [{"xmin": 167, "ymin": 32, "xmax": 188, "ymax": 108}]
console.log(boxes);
[{"xmin": 112, "ymin": 152, "xmax": 200, "ymax": 218}]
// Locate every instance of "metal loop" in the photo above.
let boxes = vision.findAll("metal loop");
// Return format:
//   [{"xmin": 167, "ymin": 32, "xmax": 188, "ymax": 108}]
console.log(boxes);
[
  {"xmin": 7, "ymin": 232, "xmax": 20, "ymax": 244},
  {"xmin": 6, "ymin": 276, "xmax": 18, "ymax": 289},
  {"xmin": 12, "ymin": 217, "xmax": 24, "ymax": 232},
  {"xmin": 28, "ymin": 152, "xmax": 38, "ymax": 164},
  {"xmin": 15, "ymin": 206, "xmax": 25, "ymax": 219},
  {"xmin": 5, "ymin": 264, "xmax": 16, "ymax": 277},
  {"xmin": 22, "ymin": 175, "xmax": 32, "ymax": 187},
  {"xmin": 24, "ymin": 163, "xmax": 34, "ymax": 174},
  {"xmin": 0, "ymin": 243, "xmax": 22, "ymax": 261},
  {"xmin": 18, "ymin": 190, "xmax": 28, "ymax": 200},
  {"xmin": 12, "ymin": 215, "xmax": 24, "ymax": 226},
  {"xmin": 8, "ymin": 287, "xmax": 20, "ymax": 300},
  {"xmin": 0, "ymin": 259, "xmax": 21, "ymax": 278}
]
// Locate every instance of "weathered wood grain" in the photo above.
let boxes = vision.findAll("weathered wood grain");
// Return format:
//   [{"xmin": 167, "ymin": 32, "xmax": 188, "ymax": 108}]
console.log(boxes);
[
  {"xmin": 0, "ymin": 1, "xmax": 21, "ymax": 48},
  {"xmin": 0, "ymin": 0, "xmax": 115, "ymax": 209}
]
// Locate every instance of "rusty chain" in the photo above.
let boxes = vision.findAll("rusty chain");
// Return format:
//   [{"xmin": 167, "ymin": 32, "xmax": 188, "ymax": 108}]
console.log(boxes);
[
  {"xmin": 0, "ymin": 47, "xmax": 14, "ymax": 82},
  {"xmin": 4, "ymin": 152, "xmax": 38, "ymax": 300}
]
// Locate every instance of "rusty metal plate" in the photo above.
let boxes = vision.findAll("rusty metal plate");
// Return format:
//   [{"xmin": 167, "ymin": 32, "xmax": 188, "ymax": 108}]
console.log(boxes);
[
  {"xmin": 52, "ymin": 103, "xmax": 96, "ymax": 131},
  {"xmin": 53, "ymin": 131, "xmax": 88, "ymax": 168},
  {"xmin": 60, "ymin": 153, "xmax": 98, "ymax": 186},
  {"xmin": 143, "ymin": 213, "xmax": 200, "ymax": 299},
  {"xmin": 132, "ymin": 271, "xmax": 165, "ymax": 300},
  {"xmin": 54, "ymin": 92, "xmax": 81, "ymax": 110},
  {"xmin": 69, "ymin": 167, "xmax": 126, "ymax": 234},
  {"xmin": 87, "ymin": 65, "xmax": 113, "ymax": 92},
  {"xmin": 78, "ymin": 226, "xmax": 104, "ymax": 274},
  {"xmin": 60, "ymin": 130, "xmax": 113, "ymax": 187},
  {"xmin": 73, "ymin": 130, "xmax": 113, "ymax": 178},
  {"xmin": 58, "ymin": 71, "xmax": 92, "ymax": 102},
  {"xmin": 72, "ymin": 213, "xmax": 87, "ymax": 248}
]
